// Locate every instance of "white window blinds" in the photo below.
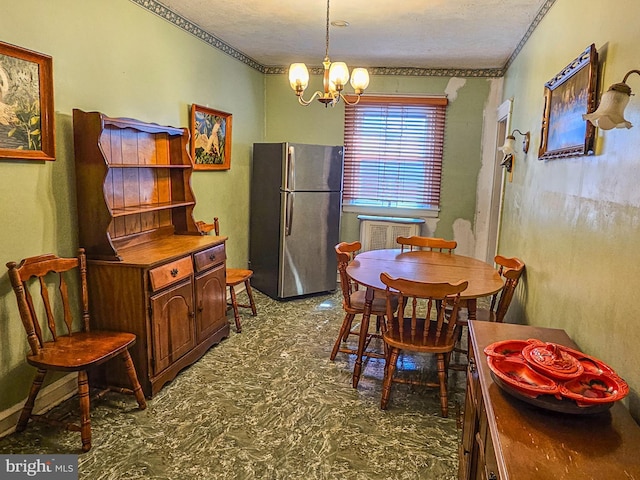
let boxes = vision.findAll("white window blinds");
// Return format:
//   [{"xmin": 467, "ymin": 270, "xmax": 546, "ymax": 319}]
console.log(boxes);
[{"xmin": 343, "ymin": 95, "xmax": 447, "ymax": 210}]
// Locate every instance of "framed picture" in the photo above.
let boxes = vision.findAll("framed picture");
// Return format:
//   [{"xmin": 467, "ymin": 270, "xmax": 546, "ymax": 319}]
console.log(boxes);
[
  {"xmin": 0, "ymin": 41, "xmax": 55, "ymax": 161},
  {"xmin": 190, "ymin": 104, "xmax": 232, "ymax": 170},
  {"xmin": 538, "ymin": 44, "xmax": 598, "ymax": 160}
]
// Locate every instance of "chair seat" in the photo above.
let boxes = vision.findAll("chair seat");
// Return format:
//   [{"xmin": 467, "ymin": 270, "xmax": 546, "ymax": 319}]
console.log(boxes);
[
  {"xmin": 224, "ymin": 268, "xmax": 257, "ymax": 333},
  {"xmin": 26, "ymin": 331, "xmax": 136, "ymax": 371},
  {"xmin": 350, "ymin": 290, "xmax": 388, "ymax": 315},
  {"xmin": 226, "ymin": 268, "xmax": 253, "ymax": 286},
  {"xmin": 347, "ymin": 289, "xmax": 395, "ymax": 314},
  {"xmin": 383, "ymin": 318, "xmax": 456, "ymax": 353}
]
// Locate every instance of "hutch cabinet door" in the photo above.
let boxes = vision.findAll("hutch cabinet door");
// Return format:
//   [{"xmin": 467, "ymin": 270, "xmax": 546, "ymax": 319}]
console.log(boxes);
[
  {"xmin": 194, "ymin": 264, "xmax": 227, "ymax": 343},
  {"xmin": 150, "ymin": 280, "xmax": 196, "ymax": 374}
]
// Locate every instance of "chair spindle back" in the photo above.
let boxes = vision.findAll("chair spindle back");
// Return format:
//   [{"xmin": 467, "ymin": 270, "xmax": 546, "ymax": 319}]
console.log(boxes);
[
  {"xmin": 489, "ymin": 255, "xmax": 525, "ymax": 322},
  {"xmin": 381, "ymin": 273, "xmax": 468, "ymax": 346},
  {"xmin": 397, "ymin": 236, "xmax": 457, "ymax": 253},
  {"xmin": 6, "ymin": 249, "xmax": 90, "ymax": 357},
  {"xmin": 335, "ymin": 241, "xmax": 361, "ymax": 309}
]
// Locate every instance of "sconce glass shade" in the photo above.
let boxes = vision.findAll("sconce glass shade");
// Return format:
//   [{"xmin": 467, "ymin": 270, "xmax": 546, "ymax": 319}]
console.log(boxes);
[
  {"xmin": 289, "ymin": 63, "xmax": 310, "ymax": 92},
  {"xmin": 583, "ymin": 86, "xmax": 632, "ymax": 130},
  {"xmin": 350, "ymin": 67, "xmax": 370, "ymax": 93},
  {"xmin": 499, "ymin": 136, "xmax": 517, "ymax": 156},
  {"xmin": 329, "ymin": 62, "xmax": 350, "ymax": 89}
]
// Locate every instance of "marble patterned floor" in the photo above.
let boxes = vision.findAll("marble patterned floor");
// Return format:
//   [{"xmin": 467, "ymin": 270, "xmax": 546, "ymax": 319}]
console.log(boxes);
[{"xmin": 0, "ymin": 289, "xmax": 469, "ymax": 479}]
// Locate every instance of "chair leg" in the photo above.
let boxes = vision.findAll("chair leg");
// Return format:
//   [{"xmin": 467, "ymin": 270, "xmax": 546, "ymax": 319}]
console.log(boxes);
[
  {"xmin": 244, "ymin": 280, "xmax": 257, "ymax": 316},
  {"xmin": 342, "ymin": 315, "xmax": 355, "ymax": 342},
  {"xmin": 330, "ymin": 313, "xmax": 355, "ymax": 360},
  {"xmin": 381, "ymin": 347, "xmax": 399, "ymax": 410},
  {"xmin": 436, "ymin": 353, "xmax": 449, "ymax": 418},
  {"xmin": 77, "ymin": 370, "xmax": 92, "ymax": 452},
  {"xmin": 17, "ymin": 368, "xmax": 47, "ymax": 432},
  {"xmin": 120, "ymin": 350, "xmax": 147, "ymax": 409},
  {"xmin": 228, "ymin": 285, "xmax": 242, "ymax": 333}
]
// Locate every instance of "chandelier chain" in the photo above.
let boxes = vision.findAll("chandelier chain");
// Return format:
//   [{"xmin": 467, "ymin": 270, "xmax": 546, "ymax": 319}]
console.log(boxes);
[{"xmin": 325, "ymin": 0, "xmax": 330, "ymax": 59}]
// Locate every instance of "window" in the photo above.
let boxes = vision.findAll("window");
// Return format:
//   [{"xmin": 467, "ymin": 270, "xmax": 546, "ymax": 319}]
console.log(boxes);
[{"xmin": 343, "ymin": 95, "xmax": 447, "ymax": 212}]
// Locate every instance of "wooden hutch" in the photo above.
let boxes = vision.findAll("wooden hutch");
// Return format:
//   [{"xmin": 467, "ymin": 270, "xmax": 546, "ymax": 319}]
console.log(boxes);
[
  {"xmin": 459, "ymin": 320, "xmax": 640, "ymax": 479},
  {"xmin": 72, "ymin": 109, "xmax": 229, "ymax": 398}
]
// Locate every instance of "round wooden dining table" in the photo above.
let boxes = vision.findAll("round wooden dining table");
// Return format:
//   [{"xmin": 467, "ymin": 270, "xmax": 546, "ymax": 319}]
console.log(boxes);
[{"xmin": 346, "ymin": 248, "xmax": 504, "ymax": 388}]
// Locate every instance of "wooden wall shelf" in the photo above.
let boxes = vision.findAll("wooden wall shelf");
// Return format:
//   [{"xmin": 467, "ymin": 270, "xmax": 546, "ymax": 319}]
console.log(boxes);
[{"xmin": 110, "ymin": 200, "xmax": 196, "ymax": 217}]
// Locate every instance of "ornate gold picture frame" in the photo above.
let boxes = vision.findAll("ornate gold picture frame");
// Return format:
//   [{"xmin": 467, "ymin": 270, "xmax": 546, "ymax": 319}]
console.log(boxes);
[{"xmin": 538, "ymin": 44, "xmax": 598, "ymax": 160}]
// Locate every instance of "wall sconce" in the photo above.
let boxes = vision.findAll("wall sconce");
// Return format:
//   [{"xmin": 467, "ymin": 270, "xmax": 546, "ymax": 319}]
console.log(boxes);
[
  {"xmin": 498, "ymin": 129, "xmax": 530, "ymax": 173},
  {"xmin": 583, "ymin": 70, "xmax": 640, "ymax": 130}
]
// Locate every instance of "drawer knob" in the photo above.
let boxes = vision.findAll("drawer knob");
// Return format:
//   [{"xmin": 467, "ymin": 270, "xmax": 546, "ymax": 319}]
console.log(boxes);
[
  {"xmin": 170, "ymin": 268, "xmax": 179, "ymax": 277},
  {"xmin": 469, "ymin": 356, "xmax": 476, "ymax": 373},
  {"xmin": 488, "ymin": 472, "xmax": 497, "ymax": 480},
  {"xmin": 209, "ymin": 254, "xmax": 216, "ymax": 261}
]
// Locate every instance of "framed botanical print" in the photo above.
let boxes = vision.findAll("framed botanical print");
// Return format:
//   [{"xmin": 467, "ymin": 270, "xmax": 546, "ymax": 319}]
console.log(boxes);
[
  {"xmin": 0, "ymin": 41, "xmax": 55, "ymax": 161},
  {"xmin": 190, "ymin": 104, "xmax": 232, "ymax": 170}
]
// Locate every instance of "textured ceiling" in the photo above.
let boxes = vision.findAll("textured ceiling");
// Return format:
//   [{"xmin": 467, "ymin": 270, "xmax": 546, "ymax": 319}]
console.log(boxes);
[{"xmin": 150, "ymin": 0, "xmax": 551, "ymax": 71}]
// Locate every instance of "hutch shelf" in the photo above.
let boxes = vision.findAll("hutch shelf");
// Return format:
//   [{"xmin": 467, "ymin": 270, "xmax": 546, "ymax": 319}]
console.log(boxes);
[{"xmin": 73, "ymin": 109, "xmax": 229, "ymax": 397}]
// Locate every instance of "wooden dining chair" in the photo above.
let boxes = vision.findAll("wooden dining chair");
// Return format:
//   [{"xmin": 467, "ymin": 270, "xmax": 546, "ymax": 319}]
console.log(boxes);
[
  {"xmin": 476, "ymin": 255, "xmax": 525, "ymax": 323},
  {"xmin": 380, "ymin": 272, "xmax": 468, "ymax": 417},
  {"xmin": 208, "ymin": 217, "xmax": 257, "ymax": 333},
  {"xmin": 6, "ymin": 248, "xmax": 147, "ymax": 452},
  {"xmin": 452, "ymin": 255, "xmax": 525, "ymax": 367},
  {"xmin": 330, "ymin": 242, "xmax": 397, "ymax": 362},
  {"xmin": 397, "ymin": 236, "xmax": 457, "ymax": 253}
]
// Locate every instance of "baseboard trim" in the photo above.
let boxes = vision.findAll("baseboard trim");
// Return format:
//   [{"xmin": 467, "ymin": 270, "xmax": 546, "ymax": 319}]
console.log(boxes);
[{"xmin": 0, "ymin": 373, "xmax": 77, "ymax": 438}]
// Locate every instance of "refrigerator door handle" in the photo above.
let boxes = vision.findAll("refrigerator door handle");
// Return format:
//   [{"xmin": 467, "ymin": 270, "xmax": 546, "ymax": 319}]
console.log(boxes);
[
  {"xmin": 286, "ymin": 145, "xmax": 295, "ymax": 191},
  {"xmin": 285, "ymin": 191, "xmax": 294, "ymax": 236}
]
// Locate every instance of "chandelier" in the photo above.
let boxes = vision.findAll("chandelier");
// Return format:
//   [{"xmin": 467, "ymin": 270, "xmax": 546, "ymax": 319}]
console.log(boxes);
[{"xmin": 288, "ymin": 0, "xmax": 370, "ymax": 107}]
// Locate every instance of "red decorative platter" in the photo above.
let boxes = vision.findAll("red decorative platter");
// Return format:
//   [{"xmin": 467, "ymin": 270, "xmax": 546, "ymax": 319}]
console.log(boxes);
[
  {"xmin": 522, "ymin": 341, "xmax": 584, "ymax": 380},
  {"xmin": 559, "ymin": 372, "xmax": 629, "ymax": 406},
  {"xmin": 558, "ymin": 345, "xmax": 617, "ymax": 376},
  {"xmin": 487, "ymin": 356, "xmax": 559, "ymax": 398},
  {"xmin": 483, "ymin": 339, "xmax": 530, "ymax": 359},
  {"xmin": 485, "ymin": 338, "xmax": 628, "ymax": 414}
]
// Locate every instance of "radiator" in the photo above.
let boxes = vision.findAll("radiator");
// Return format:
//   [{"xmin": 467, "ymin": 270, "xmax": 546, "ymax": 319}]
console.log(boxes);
[{"xmin": 358, "ymin": 215, "xmax": 425, "ymax": 252}]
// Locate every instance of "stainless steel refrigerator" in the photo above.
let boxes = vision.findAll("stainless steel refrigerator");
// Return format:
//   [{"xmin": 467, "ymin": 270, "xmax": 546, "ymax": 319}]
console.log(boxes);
[{"xmin": 249, "ymin": 142, "xmax": 343, "ymax": 300}]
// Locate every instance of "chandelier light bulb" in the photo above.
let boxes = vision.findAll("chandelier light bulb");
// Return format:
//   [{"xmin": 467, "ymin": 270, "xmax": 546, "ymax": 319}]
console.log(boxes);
[
  {"xmin": 289, "ymin": 63, "xmax": 310, "ymax": 93},
  {"xmin": 350, "ymin": 68, "xmax": 370, "ymax": 93},
  {"xmin": 329, "ymin": 62, "xmax": 350, "ymax": 90}
]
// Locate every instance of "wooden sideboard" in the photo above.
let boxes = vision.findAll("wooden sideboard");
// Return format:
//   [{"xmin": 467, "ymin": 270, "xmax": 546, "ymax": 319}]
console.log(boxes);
[
  {"xmin": 73, "ymin": 110, "xmax": 229, "ymax": 397},
  {"xmin": 459, "ymin": 321, "xmax": 640, "ymax": 480}
]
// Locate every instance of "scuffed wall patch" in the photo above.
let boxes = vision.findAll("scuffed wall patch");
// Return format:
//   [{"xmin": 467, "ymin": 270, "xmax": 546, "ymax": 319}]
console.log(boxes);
[
  {"xmin": 453, "ymin": 218, "xmax": 475, "ymax": 257},
  {"xmin": 445, "ymin": 78, "xmax": 467, "ymax": 102}
]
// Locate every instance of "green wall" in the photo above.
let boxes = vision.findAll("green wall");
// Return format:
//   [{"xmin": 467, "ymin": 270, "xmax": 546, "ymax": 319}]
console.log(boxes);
[
  {"xmin": 0, "ymin": 0, "xmax": 265, "ymax": 410},
  {"xmin": 264, "ymin": 74, "xmax": 494, "ymax": 248},
  {"xmin": 500, "ymin": 0, "xmax": 640, "ymax": 419},
  {"xmin": 9, "ymin": 0, "xmax": 624, "ymax": 428}
]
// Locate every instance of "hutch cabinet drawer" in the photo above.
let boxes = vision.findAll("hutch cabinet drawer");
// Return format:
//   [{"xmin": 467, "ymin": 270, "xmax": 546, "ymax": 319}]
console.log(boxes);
[
  {"xmin": 149, "ymin": 256, "xmax": 193, "ymax": 291},
  {"xmin": 194, "ymin": 244, "xmax": 226, "ymax": 272}
]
